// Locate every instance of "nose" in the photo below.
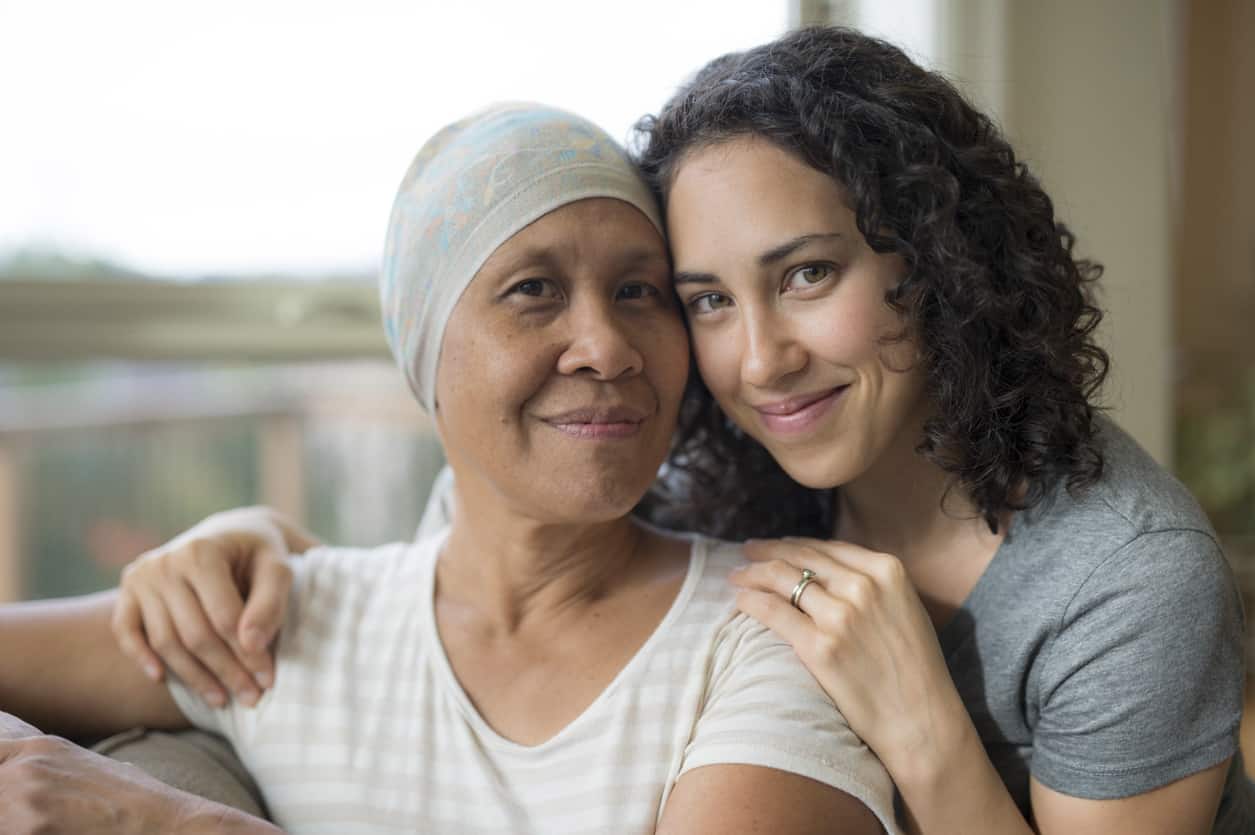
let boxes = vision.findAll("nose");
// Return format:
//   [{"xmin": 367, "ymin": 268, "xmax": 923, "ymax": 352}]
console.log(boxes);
[
  {"xmin": 740, "ymin": 306, "xmax": 807, "ymax": 389},
  {"xmin": 556, "ymin": 300, "xmax": 645, "ymax": 381}
]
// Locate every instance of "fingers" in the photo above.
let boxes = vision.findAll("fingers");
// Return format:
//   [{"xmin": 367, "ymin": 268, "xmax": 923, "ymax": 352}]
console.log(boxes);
[
  {"xmin": 181, "ymin": 559, "xmax": 277, "ymax": 699},
  {"xmin": 746, "ymin": 537, "xmax": 905, "ymax": 582},
  {"xmin": 165, "ymin": 581, "xmax": 262, "ymax": 707},
  {"xmin": 733, "ymin": 588, "xmax": 822, "ymax": 652},
  {"xmin": 184, "ymin": 554, "xmax": 246, "ymax": 644},
  {"xmin": 733, "ymin": 553, "xmax": 878, "ymax": 614},
  {"xmin": 111, "ymin": 589, "xmax": 165, "ymax": 683},
  {"xmin": 236, "ymin": 548, "xmax": 293, "ymax": 689},
  {"xmin": 136, "ymin": 589, "xmax": 228, "ymax": 709},
  {"xmin": 744, "ymin": 538, "xmax": 912, "ymax": 599},
  {"xmin": 238, "ymin": 547, "xmax": 292, "ymax": 653}
]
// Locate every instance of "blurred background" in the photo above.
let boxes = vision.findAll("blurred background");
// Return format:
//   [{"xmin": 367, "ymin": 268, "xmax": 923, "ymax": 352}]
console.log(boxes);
[{"xmin": 1, "ymin": 0, "xmax": 1251, "ymax": 746}]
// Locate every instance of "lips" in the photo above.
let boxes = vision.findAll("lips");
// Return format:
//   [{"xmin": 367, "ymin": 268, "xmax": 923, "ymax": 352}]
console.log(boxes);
[
  {"xmin": 752, "ymin": 385, "xmax": 848, "ymax": 436},
  {"xmin": 540, "ymin": 404, "xmax": 649, "ymax": 440}
]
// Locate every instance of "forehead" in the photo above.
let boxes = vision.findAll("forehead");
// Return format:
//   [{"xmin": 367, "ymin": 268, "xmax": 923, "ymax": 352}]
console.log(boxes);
[
  {"xmin": 474, "ymin": 198, "xmax": 667, "ymax": 281},
  {"xmin": 666, "ymin": 139, "xmax": 853, "ymax": 261}
]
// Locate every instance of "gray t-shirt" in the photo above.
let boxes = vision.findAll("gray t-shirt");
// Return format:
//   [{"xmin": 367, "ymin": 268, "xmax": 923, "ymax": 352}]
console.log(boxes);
[{"xmin": 940, "ymin": 419, "xmax": 1253, "ymax": 831}]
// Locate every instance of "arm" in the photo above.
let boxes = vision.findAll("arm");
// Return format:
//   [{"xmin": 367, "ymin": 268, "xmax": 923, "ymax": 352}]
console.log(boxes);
[
  {"xmin": 0, "ymin": 590, "xmax": 186, "ymax": 738},
  {"xmin": 888, "ymin": 709, "xmax": 1229, "ymax": 834},
  {"xmin": 732, "ymin": 535, "xmax": 1240, "ymax": 835},
  {"xmin": 658, "ymin": 765, "xmax": 882, "ymax": 834}
]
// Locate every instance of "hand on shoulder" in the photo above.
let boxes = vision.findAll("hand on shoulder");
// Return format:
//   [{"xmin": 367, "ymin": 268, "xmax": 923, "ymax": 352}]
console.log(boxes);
[{"xmin": 113, "ymin": 506, "xmax": 319, "ymax": 710}]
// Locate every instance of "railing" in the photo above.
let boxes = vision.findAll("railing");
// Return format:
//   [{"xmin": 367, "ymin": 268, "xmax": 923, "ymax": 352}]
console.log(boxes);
[{"xmin": 0, "ymin": 362, "xmax": 441, "ymax": 602}]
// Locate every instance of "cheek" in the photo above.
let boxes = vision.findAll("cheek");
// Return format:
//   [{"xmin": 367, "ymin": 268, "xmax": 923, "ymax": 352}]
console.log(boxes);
[
  {"xmin": 657, "ymin": 352, "xmax": 691, "ymax": 407},
  {"xmin": 689, "ymin": 326, "xmax": 738, "ymax": 397},
  {"xmin": 802, "ymin": 279, "xmax": 907, "ymax": 368},
  {"xmin": 798, "ymin": 307, "xmax": 878, "ymax": 365},
  {"xmin": 437, "ymin": 324, "xmax": 536, "ymax": 424}
]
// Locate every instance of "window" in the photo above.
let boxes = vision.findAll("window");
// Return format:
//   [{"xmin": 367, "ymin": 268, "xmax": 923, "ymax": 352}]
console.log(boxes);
[{"xmin": 0, "ymin": 1, "xmax": 790, "ymax": 600}]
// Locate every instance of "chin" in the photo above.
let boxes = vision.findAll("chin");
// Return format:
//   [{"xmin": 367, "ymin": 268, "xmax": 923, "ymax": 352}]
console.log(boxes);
[
  {"xmin": 541, "ymin": 470, "xmax": 655, "ymax": 523},
  {"xmin": 772, "ymin": 446, "xmax": 861, "ymax": 491}
]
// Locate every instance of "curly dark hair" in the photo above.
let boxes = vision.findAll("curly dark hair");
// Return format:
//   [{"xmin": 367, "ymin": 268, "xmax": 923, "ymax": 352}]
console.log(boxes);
[{"xmin": 633, "ymin": 26, "xmax": 1109, "ymax": 539}]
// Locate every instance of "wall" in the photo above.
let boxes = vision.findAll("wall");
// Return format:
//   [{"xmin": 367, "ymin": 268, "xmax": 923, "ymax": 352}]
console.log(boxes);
[{"xmin": 816, "ymin": 0, "xmax": 1179, "ymax": 463}]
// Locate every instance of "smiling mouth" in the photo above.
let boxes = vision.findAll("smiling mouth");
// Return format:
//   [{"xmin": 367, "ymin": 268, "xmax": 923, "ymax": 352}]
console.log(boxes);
[
  {"xmin": 752, "ymin": 386, "xmax": 849, "ymax": 435},
  {"xmin": 540, "ymin": 405, "xmax": 648, "ymax": 440}
]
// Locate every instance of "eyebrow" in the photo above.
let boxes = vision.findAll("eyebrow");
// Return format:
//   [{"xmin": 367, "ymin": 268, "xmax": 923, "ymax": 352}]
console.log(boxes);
[
  {"xmin": 758, "ymin": 233, "xmax": 843, "ymax": 266},
  {"xmin": 673, "ymin": 233, "xmax": 844, "ymax": 287},
  {"xmin": 490, "ymin": 245, "xmax": 667, "ymax": 283}
]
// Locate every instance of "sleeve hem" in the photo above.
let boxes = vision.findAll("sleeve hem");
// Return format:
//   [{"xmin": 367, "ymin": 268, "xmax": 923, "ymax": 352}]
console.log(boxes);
[
  {"xmin": 166, "ymin": 676, "xmax": 221, "ymax": 732},
  {"xmin": 679, "ymin": 744, "xmax": 901, "ymax": 835},
  {"xmin": 1032, "ymin": 731, "xmax": 1238, "ymax": 800}
]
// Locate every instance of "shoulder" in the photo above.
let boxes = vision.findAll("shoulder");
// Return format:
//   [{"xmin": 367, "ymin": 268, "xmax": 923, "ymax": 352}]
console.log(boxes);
[
  {"xmin": 1008, "ymin": 420, "xmax": 1240, "ymax": 655},
  {"xmin": 293, "ymin": 538, "xmax": 434, "ymax": 601},
  {"xmin": 284, "ymin": 536, "xmax": 438, "ymax": 644},
  {"xmin": 1010, "ymin": 418, "xmax": 1226, "ymax": 592},
  {"xmin": 681, "ymin": 538, "xmax": 901, "ymax": 832},
  {"xmin": 1084, "ymin": 418, "xmax": 1217, "ymax": 538},
  {"xmin": 693, "ymin": 536, "xmax": 751, "ymax": 585}
]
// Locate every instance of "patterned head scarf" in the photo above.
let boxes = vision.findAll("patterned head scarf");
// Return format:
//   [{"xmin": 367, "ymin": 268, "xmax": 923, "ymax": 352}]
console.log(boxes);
[{"xmin": 379, "ymin": 102, "xmax": 664, "ymax": 413}]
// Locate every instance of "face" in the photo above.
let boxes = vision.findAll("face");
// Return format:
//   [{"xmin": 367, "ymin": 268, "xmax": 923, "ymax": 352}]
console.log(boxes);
[
  {"xmin": 435, "ymin": 198, "xmax": 688, "ymax": 524},
  {"xmin": 666, "ymin": 138, "xmax": 929, "ymax": 490}
]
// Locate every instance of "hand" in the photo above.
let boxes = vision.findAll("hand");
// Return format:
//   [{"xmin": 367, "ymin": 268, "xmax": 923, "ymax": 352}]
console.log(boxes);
[
  {"xmin": 113, "ymin": 506, "xmax": 318, "ymax": 709},
  {"xmin": 730, "ymin": 538, "xmax": 969, "ymax": 782},
  {"xmin": 0, "ymin": 732, "xmax": 280, "ymax": 835},
  {"xmin": 0, "ymin": 733, "xmax": 193, "ymax": 834}
]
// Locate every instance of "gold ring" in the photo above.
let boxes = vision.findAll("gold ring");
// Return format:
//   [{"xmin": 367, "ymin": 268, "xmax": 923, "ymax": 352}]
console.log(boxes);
[{"xmin": 790, "ymin": 568, "xmax": 816, "ymax": 609}]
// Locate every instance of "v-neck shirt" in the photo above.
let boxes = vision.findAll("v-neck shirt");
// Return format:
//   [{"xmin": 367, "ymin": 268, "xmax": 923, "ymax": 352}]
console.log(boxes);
[{"xmin": 170, "ymin": 533, "xmax": 900, "ymax": 834}]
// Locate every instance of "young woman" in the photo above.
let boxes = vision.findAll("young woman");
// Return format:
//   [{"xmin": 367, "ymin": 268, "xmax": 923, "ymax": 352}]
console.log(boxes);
[
  {"xmin": 115, "ymin": 27, "xmax": 1253, "ymax": 834},
  {"xmin": 0, "ymin": 102, "xmax": 896, "ymax": 834}
]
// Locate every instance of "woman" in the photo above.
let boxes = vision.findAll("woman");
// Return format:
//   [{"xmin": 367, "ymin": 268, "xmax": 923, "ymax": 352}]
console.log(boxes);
[
  {"xmin": 634, "ymin": 27, "xmax": 1250, "ymax": 834},
  {"xmin": 117, "ymin": 27, "xmax": 1252, "ymax": 834},
  {"xmin": 0, "ymin": 102, "xmax": 897, "ymax": 834}
]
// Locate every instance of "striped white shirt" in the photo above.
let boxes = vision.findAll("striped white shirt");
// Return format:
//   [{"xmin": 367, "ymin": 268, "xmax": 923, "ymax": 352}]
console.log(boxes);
[{"xmin": 169, "ymin": 534, "xmax": 899, "ymax": 834}]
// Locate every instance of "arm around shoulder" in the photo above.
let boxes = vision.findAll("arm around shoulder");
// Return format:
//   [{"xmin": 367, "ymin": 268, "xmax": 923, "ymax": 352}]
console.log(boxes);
[{"xmin": 0, "ymin": 589, "xmax": 188, "ymax": 737}]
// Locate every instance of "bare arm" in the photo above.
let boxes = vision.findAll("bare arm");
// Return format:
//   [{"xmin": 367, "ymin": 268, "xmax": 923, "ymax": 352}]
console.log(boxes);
[
  {"xmin": 1028, "ymin": 763, "xmax": 1229, "ymax": 835},
  {"xmin": 0, "ymin": 589, "xmax": 187, "ymax": 738},
  {"xmin": 893, "ymin": 716, "xmax": 1228, "ymax": 834},
  {"xmin": 657, "ymin": 764, "xmax": 883, "ymax": 835}
]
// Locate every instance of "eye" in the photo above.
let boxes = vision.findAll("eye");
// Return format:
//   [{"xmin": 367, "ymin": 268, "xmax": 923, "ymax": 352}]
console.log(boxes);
[
  {"xmin": 783, "ymin": 263, "xmax": 834, "ymax": 291},
  {"xmin": 508, "ymin": 278, "xmax": 561, "ymax": 299},
  {"xmin": 616, "ymin": 282, "xmax": 661, "ymax": 302},
  {"xmin": 686, "ymin": 292, "xmax": 734, "ymax": 316}
]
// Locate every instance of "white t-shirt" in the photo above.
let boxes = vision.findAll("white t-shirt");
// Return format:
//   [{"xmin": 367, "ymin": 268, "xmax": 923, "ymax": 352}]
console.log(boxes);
[{"xmin": 169, "ymin": 533, "xmax": 900, "ymax": 834}]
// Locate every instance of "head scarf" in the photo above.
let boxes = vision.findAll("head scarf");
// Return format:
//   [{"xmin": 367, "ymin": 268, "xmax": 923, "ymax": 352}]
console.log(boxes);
[{"xmin": 379, "ymin": 102, "xmax": 664, "ymax": 413}]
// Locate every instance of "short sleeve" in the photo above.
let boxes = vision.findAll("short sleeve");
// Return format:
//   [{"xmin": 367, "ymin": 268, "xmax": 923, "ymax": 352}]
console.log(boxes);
[
  {"xmin": 1033, "ymin": 529, "xmax": 1245, "ymax": 798},
  {"xmin": 680, "ymin": 613, "xmax": 901, "ymax": 835}
]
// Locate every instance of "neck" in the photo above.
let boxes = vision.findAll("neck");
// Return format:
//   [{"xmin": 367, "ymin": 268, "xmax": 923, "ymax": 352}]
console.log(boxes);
[
  {"xmin": 835, "ymin": 413, "xmax": 993, "ymax": 564},
  {"xmin": 438, "ymin": 487, "xmax": 645, "ymax": 635}
]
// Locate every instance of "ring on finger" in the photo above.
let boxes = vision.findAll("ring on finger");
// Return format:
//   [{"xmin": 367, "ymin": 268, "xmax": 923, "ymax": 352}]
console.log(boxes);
[{"xmin": 790, "ymin": 568, "xmax": 817, "ymax": 609}]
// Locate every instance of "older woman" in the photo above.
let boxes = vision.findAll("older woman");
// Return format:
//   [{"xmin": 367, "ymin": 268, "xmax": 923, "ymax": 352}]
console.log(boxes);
[{"xmin": 0, "ymin": 103, "xmax": 898, "ymax": 834}]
